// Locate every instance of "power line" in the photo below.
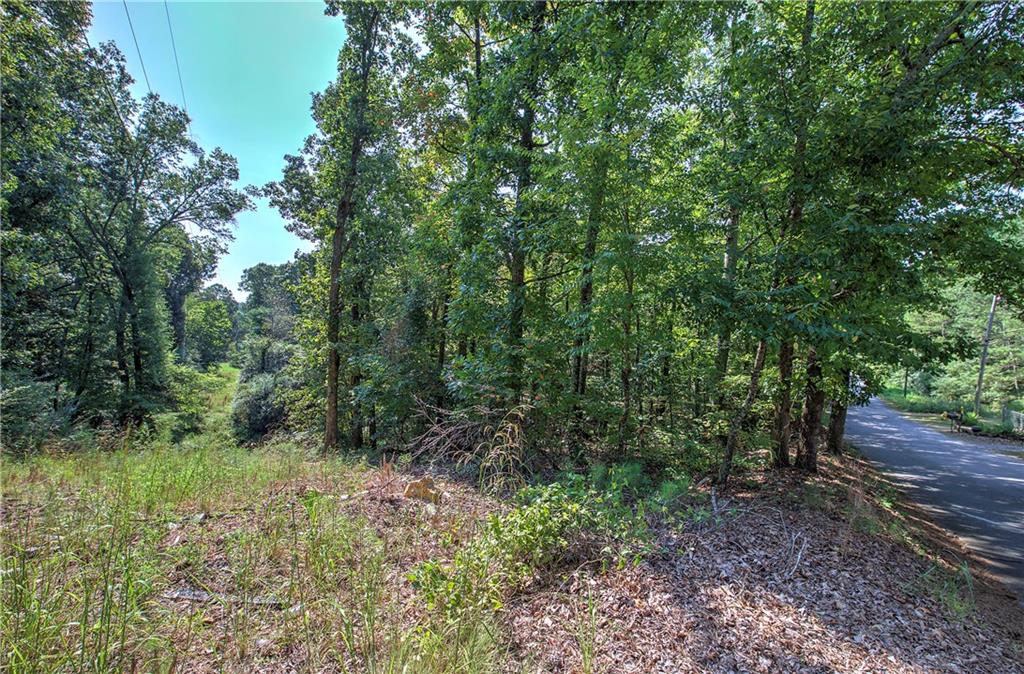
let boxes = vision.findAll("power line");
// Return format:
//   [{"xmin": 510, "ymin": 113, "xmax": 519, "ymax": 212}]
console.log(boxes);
[
  {"xmin": 163, "ymin": 0, "xmax": 189, "ymax": 115},
  {"xmin": 122, "ymin": 0, "xmax": 152, "ymax": 95}
]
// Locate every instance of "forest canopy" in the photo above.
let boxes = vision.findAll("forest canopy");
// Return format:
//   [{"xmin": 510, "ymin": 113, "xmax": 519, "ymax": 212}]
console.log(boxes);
[{"xmin": 3, "ymin": 0, "xmax": 1023, "ymax": 481}]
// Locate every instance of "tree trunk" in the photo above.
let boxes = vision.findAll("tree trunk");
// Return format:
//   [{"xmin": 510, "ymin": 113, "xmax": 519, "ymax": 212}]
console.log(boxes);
[
  {"xmin": 974, "ymin": 294, "xmax": 999, "ymax": 416},
  {"xmin": 454, "ymin": 13, "xmax": 484, "ymax": 364},
  {"xmin": 73, "ymin": 291, "xmax": 97, "ymax": 406},
  {"xmin": 115, "ymin": 300, "xmax": 129, "ymax": 391},
  {"xmin": 570, "ymin": 80, "xmax": 619, "ymax": 409},
  {"xmin": 718, "ymin": 339, "xmax": 768, "ymax": 485},
  {"xmin": 826, "ymin": 400, "xmax": 848, "ymax": 455},
  {"xmin": 713, "ymin": 206, "xmax": 740, "ymax": 403},
  {"xmin": 323, "ymin": 8, "xmax": 380, "ymax": 452},
  {"xmin": 123, "ymin": 281, "xmax": 144, "ymax": 389},
  {"xmin": 436, "ymin": 279, "xmax": 450, "ymax": 406},
  {"xmin": 507, "ymin": 1, "xmax": 545, "ymax": 401},
  {"xmin": 349, "ymin": 286, "xmax": 364, "ymax": 451},
  {"xmin": 772, "ymin": 1, "xmax": 816, "ymax": 465},
  {"xmin": 325, "ymin": 220, "xmax": 347, "ymax": 451},
  {"xmin": 618, "ymin": 268, "xmax": 635, "ymax": 451},
  {"xmin": 795, "ymin": 347, "xmax": 825, "ymax": 472},
  {"xmin": 772, "ymin": 339, "xmax": 794, "ymax": 467},
  {"xmin": 169, "ymin": 297, "xmax": 187, "ymax": 362},
  {"xmin": 571, "ymin": 152, "xmax": 607, "ymax": 401},
  {"xmin": 369, "ymin": 404, "xmax": 377, "ymax": 451}
]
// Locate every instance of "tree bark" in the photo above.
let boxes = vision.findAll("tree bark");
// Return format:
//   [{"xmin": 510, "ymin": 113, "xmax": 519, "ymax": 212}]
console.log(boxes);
[
  {"xmin": 436, "ymin": 278, "xmax": 450, "ymax": 406},
  {"xmin": 772, "ymin": 338, "xmax": 794, "ymax": 467},
  {"xmin": 826, "ymin": 399, "xmax": 848, "ymax": 455},
  {"xmin": 974, "ymin": 294, "xmax": 999, "ymax": 416},
  {"xmin": 123, "ymin": 280, "xmax": 144, "ymax": 389},
  {"xmin": 507, "ymin": 0, "xmax": 545, "ymax": 401},
  {"xmin": 349, "ymin": 282, "xmax": 364, "ymax": 451},
  {"xmin": 718, "ymin": 339, "xmax": 768, "ymax": 485},
  {"xmin": 73, "ymin": 290, "xmax": 97, "ymax": 406},
  {"xmin": 169, "ymin": 298, "xmax": 187, "ymax": 362},
  {"xmin": 571, "ymin": 150, "xmax": 608, "ymax": 402},
  {"xmin": 713, "ymin": 206, "xmax": 740, "ymax": 403},
  {"xmin": 772, "ymin": 1, "xmax": 816, "ymax": 465},
  {"xmin": 325, "ymin": 219, "xmax": 348, "ymax": 451},
  {"xmin": 571, "ymin": 65, "xmax": 621, "ymax": 410},
  {"xmin": 795, "ymin": 347, "xmax": 825, "ymax": 472},
  {"xmin": 323, "ymin": 8, "xmax": 380, "ymax": 451},
  {"xmin": 618, "ymin": 267, "xmax": 635, "ymax": 451}
]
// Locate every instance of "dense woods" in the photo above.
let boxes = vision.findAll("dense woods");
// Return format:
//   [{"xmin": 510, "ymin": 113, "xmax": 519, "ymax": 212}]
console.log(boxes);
[{"xmin": 4, "ymin": 0, "xmax": 1023, "ymax": 479}]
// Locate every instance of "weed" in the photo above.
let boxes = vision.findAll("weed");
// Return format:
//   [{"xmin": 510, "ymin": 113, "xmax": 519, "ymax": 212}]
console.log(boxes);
[
  {"xmin": 574, "ymin": 589, "xmax": 599, "ymax": 674},
  {"xmin": 906, "ymin": 561, "xmax": 976, "ymax": 619}
]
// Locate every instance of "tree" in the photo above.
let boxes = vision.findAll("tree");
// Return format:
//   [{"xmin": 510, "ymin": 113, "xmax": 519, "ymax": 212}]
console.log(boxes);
[
  {"xmin": 1, "ymin": 1, "xmax": 249, "ymax": 429},
  {"xmin": 184, "ymin": 295, "xmax": 232, "ymax": 369},
  {"xmin": 264, "ymin": 1, "xmax": 411, "ymax": 450}
]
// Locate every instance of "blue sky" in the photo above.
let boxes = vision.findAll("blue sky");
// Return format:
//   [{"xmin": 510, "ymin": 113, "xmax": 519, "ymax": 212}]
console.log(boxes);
[{"xmin": 89, "ymin": 1, "xmax": 347, "ymax": 298}]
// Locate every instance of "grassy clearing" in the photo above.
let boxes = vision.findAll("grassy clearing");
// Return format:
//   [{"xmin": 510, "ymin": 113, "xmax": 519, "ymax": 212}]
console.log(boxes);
[
  {"xmin": 2, "ymin": 436, "xmax": 650, "ymax": 672},
  {"xmin": 2, "ymin": 366, "xmax": 425, "ymax": 672},
  {"xmin": 1, "ymin": 434, "xmax": 380, "ymax": 672},
  {"xmin": 879, "ymin": 389, "xmax": 963, "ymax": 415},
  {"xmin": 1, "ymin": 369, "xmax": 655, "ymax": 673}
]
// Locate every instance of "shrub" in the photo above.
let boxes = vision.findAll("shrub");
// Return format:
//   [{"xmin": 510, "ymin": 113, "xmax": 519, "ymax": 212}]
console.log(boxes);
[
  {"xmin": 0, "ymin": 372, "xmax": 69, "ymax": 454},
  {"xmin": 231, "ymin": 373, "xmax": 290, "ymax": 441},
  {"xmin": 411, "ymin": 475, "xmax": 648, "ymax": 620},
  {"xmin": 163, "ymin": 362, "xmax": 222, "ymax": 439},
  {"xmin": 238, "ymin": 337, "xmax": 295, "ymax": 381}
]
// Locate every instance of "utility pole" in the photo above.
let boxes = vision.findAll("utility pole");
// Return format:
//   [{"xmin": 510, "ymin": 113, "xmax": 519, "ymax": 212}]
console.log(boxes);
[{"xmin": 974, "ymin": 294, "xmax": 999, "ymax": 417}]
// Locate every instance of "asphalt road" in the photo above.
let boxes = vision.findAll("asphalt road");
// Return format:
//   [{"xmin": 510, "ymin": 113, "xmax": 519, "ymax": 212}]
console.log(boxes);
[{"xmin": 845, "ymin": 399, "xmax": 1024, "ymax": 600}]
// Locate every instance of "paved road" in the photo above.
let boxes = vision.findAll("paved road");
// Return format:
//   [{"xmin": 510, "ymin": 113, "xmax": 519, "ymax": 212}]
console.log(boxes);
[{"xmin": 845, "ymin": 399, "xmax": 1024, "ymax": 600}]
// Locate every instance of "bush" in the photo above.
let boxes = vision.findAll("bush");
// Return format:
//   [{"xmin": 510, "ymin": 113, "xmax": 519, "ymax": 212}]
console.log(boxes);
[
  {"xmin": 163, "ymin": 362, "xmax": 222, "ymax": 439},
  {"xmin": 0, "ymin": 372, "xmax": 70, "ymax": 454},
  {"xmin": 881, "ymin": 389, "xmax": 961, "ymax": 415},
  {"xmin": 411, "ymin": 475, "xmax": 648, "ymax": 620},
  {"xmin": 238, "ymin": 337, "xmax": 295, "ymax": 381},
  {"xmin": 231, "ymin": 373, "xmax": 289, "ymax": 441}
]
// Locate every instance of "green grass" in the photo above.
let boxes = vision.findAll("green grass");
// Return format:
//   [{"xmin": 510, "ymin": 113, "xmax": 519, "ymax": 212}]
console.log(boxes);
[
  {"xmin": 880, "ymin": 388, "xmax": 1023, "ymax": 439},
  {"xmin": 1, "ymin": 365, "xmax": 480, "ymax": 673},
  {"xmin": 905, "ymin": 561, "xmax": 976, "ymax": 621},
  {"xmin": 2, "ymin": 364, "xmax": 648, "ymax": 673},
  {"xmin": 880, "ymin": 389, "xmax": 963, "ymax": 415},
  {"xmin": 0, "ymin": 431, "xmax": 379, "ymax": 671}
]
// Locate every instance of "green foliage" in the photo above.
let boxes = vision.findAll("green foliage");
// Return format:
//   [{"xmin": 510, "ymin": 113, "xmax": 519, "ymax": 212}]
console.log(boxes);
[
  {"xmin": 5, "ymin": 0, "xmax": 1024, "ymax": 486},
  {"xmin": 412, "ymin": 475, "xmax": 648, "ymax": 621},
  {"xmin": 162, "ymin": 361, "xmax": 223, "ymax": 438},
  {"xmin": 0, "ymin": 371, "xmax": 70, "ymax": 454},
  {"xmin": 1, "ymin": 0, "xmax": 249, "ymax": 428},
  {"xmin": 892, "ymin": 284, "xmax": 1023, "ymax": 412},
  {"xmin": 881, "ymin": 390, "xmax": 962, "ymax": 416},
  {"xmin": 184, "ymin": 294, "xmax": 233, "ymax": 370},
  {"xmin": 231, "ymin": 373, "xmax": 293, "ymax": 442},
  {"xmin": 906, "ymin": 562, "xmax": 976, "ymax": 621}
]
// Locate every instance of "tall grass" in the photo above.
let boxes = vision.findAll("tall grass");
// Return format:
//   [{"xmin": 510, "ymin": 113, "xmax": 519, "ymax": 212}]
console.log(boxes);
[
  {"xmin": 2, "ymin": 416, "xmax": 500, "ymax": 672},
  {"xmin": 2, "ymin": 364, "xmax": 636, "ymax": 673}
]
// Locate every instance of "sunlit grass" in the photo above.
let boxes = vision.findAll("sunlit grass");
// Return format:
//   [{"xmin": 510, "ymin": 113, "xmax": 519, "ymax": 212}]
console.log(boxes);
[{"xmin": 0, "ymin": 365, "xmax": 506, "ymax": 672}]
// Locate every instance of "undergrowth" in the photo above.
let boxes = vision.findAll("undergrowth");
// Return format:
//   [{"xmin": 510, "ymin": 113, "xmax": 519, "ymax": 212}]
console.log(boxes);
[{"xmin": 2, "ymin": 364, "xmax": 677, "ymax": 672}]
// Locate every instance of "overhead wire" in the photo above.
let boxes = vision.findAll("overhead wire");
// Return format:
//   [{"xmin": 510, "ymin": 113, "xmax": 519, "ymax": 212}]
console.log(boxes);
[
  {"xmin": 163, "ymin": 0, "xmax": 189, "ymax": 115},
  {"xmin": 122, "ymin": 0, "xmax": 152, "ymax": 95}
]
